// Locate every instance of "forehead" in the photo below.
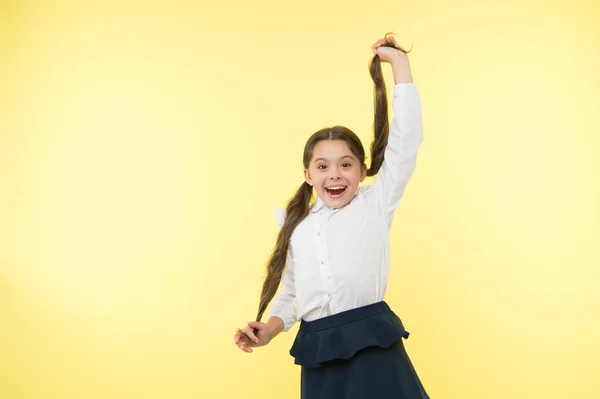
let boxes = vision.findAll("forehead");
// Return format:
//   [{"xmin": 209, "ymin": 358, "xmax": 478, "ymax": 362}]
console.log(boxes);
[{"xmin": 311, "ymin": 140, "xmax": 354, "ymax": 160}]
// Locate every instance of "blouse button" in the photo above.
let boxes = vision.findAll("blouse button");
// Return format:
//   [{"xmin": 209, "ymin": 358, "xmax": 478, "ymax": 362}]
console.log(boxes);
[
  {"xmin": 317, "ymin": 231, "xmax": 320, "ymax": 236},
  {"xmin": 320, "ymin": 261, "xmax": 324, "ymax": 265}
]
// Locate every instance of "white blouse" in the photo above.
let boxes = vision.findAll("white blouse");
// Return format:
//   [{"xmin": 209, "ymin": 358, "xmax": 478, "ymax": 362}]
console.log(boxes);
[{"xmin": 268, "ymin": 83, "xmax": 423, "ymax": 331}]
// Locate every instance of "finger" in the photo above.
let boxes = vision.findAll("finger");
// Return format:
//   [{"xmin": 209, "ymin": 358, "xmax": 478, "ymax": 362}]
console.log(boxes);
[
  {"xmin": 372, "ymin": 39, "xmax": 386, "ymax": 49},
  {"xmin": 372, "ymin": 41, "xmax": 384, "ymax": 55},
  {"xmin": 242, "ymin": 326, "xmax": 260, "ymax": 344},
  {"xmin": 371, "ymin": 39, "xmax": 385, "ymax": 50},
  {"xmin": 236, "ymin": 330, "xmax": 254, "ymax": 350},
  {"xmin": 238, "ymin": 329, "xmax": 252, "ymax": 342},
  {"xmin": 234, "ymin": 333, "xmax": 246, "ymax": 345},
  {"xmin": 245, "ymin": 327, "xmax": 260, "ymax": 344},
  {"xmin": 247, "ymin": 321, "xmax": 266, "ymax": 330},
  {"xmin": 254, "ymin": 322, "xmax": 273, "ymax": 339},
  {"xmin": 240, "ymin": 341, "xmax": 253, "ymax": 353},
  {"xmin": 235, "ymin": 334, "xmax": 243, "ymax": 346}
]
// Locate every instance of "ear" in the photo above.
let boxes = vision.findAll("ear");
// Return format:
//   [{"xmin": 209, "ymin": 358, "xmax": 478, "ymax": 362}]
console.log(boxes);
[
  {"xmin": 304, "ymin": 169, "xmax": 313, "ymax": 186},
  {"xmin": 359, "ymin": 164, "xmax": 367, "ymax": 182}
]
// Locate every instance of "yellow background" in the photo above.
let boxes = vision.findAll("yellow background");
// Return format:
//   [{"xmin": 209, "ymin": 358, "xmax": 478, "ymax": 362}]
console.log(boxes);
[{"xmin": 1, "ymin": 0, "xmax": 599, "ymax": 398}]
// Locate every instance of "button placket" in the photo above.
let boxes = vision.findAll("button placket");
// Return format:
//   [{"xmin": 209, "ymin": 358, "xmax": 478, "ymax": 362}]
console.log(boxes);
[
  {"xmin": 319, "ymin": 212, "xmax": 335, "ymax": 313},
  {"xmin": 314, "ymin": 213, "xmax": 323, "ymax": 267}
]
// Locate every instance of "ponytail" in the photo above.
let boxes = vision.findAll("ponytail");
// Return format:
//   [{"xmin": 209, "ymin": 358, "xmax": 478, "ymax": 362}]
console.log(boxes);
[
  {"xmin": 367, "ymin": 32, "xmax": 411, "ymax": 176},
  {"xmin": 237, "ymin": 182, "xmax": 312, "ymax": 341},
  {"xmin": 255, "ymin": 181, "xmax": 312, "ymax": 322}
]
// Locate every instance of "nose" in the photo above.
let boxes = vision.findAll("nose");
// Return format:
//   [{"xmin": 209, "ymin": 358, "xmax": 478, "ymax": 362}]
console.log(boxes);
[{"xmin": 329, "ymin": 168, "xmax": 342, "ymax": 180}]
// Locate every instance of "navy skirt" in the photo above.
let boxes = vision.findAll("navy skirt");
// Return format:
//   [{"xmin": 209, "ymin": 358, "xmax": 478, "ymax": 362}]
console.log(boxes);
[{"xmin": 290, "ymin": 301, "xmax": 429, "ymax": 399}]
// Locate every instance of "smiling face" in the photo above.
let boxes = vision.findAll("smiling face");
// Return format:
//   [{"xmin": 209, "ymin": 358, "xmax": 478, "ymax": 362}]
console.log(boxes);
[{"xmin": 304, "ymin": 139, "xmax": 368, "ymax": 209}]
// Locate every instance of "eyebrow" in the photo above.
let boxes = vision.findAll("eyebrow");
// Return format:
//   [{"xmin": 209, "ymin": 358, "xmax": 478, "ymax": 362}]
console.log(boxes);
[{"xmin": 313, "ymin": 155, "xmax": 356, "ymax": 163}]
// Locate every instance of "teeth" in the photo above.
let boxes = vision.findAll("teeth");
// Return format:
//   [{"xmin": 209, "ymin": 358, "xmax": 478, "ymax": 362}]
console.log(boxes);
[{"xmin": 327, "ymin": 186, "xmax": 346, "ymax": 190}]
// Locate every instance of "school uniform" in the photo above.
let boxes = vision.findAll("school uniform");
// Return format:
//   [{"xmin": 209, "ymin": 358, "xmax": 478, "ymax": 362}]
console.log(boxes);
[{"xmin": 269, "ymin": 83, "xmax": 429, "ymax": 399}]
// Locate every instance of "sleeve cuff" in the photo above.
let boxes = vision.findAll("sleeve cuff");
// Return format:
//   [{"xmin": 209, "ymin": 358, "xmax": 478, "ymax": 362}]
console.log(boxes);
[
  {"xmin": 393, "ymin": 82, "xmax": 417, "ymax": 98},
  {"xmin": 268, "ymin": 310, "xmax": 297, "ymax": 332}
]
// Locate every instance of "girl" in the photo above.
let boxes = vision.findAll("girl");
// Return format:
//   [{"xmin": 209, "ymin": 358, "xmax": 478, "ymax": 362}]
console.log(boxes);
[{"xmin": 234, "ymin": 34, "xmax": 429, "ymax": 399}]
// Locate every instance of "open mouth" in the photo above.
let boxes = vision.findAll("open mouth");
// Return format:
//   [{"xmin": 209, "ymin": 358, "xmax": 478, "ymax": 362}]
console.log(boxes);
[{"xmin": 325, "ymin": 185, "xmax": 347, "ymax": 198}]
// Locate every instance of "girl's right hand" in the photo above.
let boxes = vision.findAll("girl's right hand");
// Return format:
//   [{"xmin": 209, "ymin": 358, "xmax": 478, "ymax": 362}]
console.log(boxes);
[{"xmin": 233, "ymin": 321, "xmax": 273, "ymax": 353}]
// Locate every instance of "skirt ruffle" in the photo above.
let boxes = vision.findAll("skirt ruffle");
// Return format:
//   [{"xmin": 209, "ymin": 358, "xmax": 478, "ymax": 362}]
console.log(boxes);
[
  {"xmin": 290, "ymin": 301, "xmax": 429, "ymax": 399},
  {"xmin": 290, "ymin": 301, "xmax": 410, "ymax": 369}
]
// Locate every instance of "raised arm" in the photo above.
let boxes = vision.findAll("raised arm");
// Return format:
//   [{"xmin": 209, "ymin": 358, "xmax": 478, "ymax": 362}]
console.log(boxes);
[{"xmin": 369, "ymin": 38, "xmax": 423, "ymax": 216}]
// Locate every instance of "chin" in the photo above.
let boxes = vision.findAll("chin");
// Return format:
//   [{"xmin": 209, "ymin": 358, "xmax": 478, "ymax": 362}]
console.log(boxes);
[{"xmin": 322, "ymin": 193, "xmax": 353, "ymax": 209}]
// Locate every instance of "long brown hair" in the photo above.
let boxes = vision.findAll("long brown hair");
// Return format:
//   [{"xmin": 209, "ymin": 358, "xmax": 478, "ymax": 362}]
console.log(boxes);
[{"xmin": 240, "ymin": 33, "xmax": 410, "ymax": 338}]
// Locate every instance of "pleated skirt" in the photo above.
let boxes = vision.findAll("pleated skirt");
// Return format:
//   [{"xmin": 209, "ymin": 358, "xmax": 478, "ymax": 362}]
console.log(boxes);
[{"xmin": 290, "ymin": 301, "xmax": 430, "ymax": 399}]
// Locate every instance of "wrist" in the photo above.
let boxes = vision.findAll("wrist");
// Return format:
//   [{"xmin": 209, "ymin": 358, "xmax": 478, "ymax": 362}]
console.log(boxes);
[
  {"xmin": 267, "ymin": 316, "xmax": 284, "ymax": 338},
  {"xmin": 392, "ymin": 60, "xmax": 413, "ymax": 84}
]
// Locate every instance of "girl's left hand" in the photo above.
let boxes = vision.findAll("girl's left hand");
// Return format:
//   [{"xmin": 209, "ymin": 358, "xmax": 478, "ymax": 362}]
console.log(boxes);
[{"xmin": 371, "ymin": 36, "xmax": 409, "ymax": 64}]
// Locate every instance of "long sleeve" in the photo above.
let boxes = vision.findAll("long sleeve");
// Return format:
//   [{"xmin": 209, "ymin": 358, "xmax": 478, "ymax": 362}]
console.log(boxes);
[
  {"xmin": 267, "ymin": 249, "xmax": 297, "ymax": 331},
  {"xmin": 266, "ymin": 208, "xmax": 297, "ymax": 332},
  {"xmin": 369, "ymin": 83, "xmax": 424, "ymax": 217}
]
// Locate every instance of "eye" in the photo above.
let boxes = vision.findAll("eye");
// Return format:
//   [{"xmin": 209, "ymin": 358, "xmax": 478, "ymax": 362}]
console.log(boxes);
[
  {"xmin": 317, "ymin": 164, "xmax": 327, "ymax": 170},
  {"xmin": 342, "ymin": 163, "xmax": 352, "ymax": 168}
]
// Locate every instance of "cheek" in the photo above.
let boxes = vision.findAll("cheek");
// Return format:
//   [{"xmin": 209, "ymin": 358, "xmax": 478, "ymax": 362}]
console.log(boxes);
[
  {"xmin": 345, "ymin": 170, "xmax": 361, "ymax": 185},
  {"xmin": 312, "ymin": 174, "xmax": 326, "ymax": 187}
]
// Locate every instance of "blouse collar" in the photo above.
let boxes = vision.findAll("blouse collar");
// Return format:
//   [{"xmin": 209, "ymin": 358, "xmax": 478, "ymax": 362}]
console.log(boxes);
[
  {"xmin": 310, "ymin": 190, "xmax": 361, "ymax": 214},
  {"xmin": 310, "ymin": 195, "xmax": 326, "ymax": 213}
]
